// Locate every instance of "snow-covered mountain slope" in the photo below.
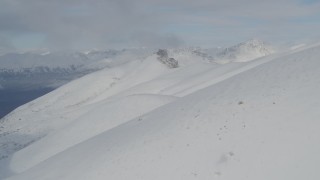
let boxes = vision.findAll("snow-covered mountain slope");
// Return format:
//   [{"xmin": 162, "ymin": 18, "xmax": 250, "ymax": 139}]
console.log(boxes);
[
  {"xmin": 215, "ymin": 39, "xmax": 275, "ymax": 63},
  {"xmin": 0, "ymin": 52, "xmax": 218, "ymax": 167},
  {"xmin": 1, "ymin": 42, "xmax": 319, "ymax": 179}
]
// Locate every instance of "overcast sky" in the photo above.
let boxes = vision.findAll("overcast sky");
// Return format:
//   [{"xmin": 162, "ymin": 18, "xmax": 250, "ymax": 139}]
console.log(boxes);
[{"xmin": 0, "ymin": 0, "xmax": 320, "ymax": 50}]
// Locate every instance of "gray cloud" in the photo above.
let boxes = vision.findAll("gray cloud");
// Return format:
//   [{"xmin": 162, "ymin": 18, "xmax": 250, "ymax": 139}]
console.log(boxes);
[
  {"xmin": 0, "ymin": 0, "xmax": 319, "ymax": 50},
  {"xmin": 130, "ymin": 32, "xmax": 185, "ymax": 48}
]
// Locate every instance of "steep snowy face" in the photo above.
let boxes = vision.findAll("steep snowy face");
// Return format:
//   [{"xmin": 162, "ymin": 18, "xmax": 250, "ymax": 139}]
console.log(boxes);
[
  {"xmin": 0, "ymin": 54, "xmax": 175, "ymax": 166},
  {"xmin": 2, "ymin": 41, "xmax": 320, "ymax": 180},
  {"xmin": 3, "ymin": 43, "xmax": 320, "ymax": 180},
  {"xmin": 215, "ymin": 39, "xmax": 274, "ymax": 63}
]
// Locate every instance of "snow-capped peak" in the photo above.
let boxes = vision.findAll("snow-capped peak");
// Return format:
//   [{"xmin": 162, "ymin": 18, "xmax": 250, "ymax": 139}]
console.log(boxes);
[{"xmin": 215, "ymin": 38, "xmax": 275, "ymax": 63}]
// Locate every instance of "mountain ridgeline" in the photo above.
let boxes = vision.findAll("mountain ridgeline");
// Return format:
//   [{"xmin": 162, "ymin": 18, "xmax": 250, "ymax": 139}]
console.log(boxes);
[
  {"xmin": 1, "ymin": 39, "xmax": 320, "ymax": 180},
  {"xmin": 0, "ymin": 39, "xmax": 274, "ymax": 90}
]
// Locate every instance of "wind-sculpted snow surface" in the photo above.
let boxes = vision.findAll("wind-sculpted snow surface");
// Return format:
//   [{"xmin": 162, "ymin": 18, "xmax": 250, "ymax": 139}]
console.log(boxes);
[
  {"xmin": 1, "ymin": 43, "xmax": 320, "ymax": 180},
  {"xmin": 0, "ymin": 50, "xmax": 221, "ymax": 168}
]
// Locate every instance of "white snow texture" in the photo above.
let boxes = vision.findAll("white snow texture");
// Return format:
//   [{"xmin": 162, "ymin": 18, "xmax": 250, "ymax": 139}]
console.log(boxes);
[{"xmin": 1, "ymin": 40, "xmax": 320, "ymax": 180}]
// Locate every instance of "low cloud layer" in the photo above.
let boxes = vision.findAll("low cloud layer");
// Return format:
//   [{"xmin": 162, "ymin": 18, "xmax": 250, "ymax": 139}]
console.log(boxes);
[{"xmin": 0, "ymin": 0, "xmax": 319, "ymax": 50}]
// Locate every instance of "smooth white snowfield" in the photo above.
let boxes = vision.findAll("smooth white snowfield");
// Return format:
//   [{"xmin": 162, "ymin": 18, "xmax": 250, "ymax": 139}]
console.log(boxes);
[{"xmin": 1, "ymin": 43, "xmax": 320, "ymax": 179}]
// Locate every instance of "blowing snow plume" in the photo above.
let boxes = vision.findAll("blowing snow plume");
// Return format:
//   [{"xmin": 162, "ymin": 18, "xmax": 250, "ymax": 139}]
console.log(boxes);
[{"xmin": 215, "ymin": 39, "xmax": 275, "ymax": 63}]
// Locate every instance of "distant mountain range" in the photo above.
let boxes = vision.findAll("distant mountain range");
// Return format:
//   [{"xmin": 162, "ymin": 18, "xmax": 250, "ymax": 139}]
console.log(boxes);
[
  {"xmin": 0, "ymin": 50, "xmax": 125, "ymax": 89},
  {"xmin": 0, "ymin": 39, "xmax": 274, "ymax": 90}
]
